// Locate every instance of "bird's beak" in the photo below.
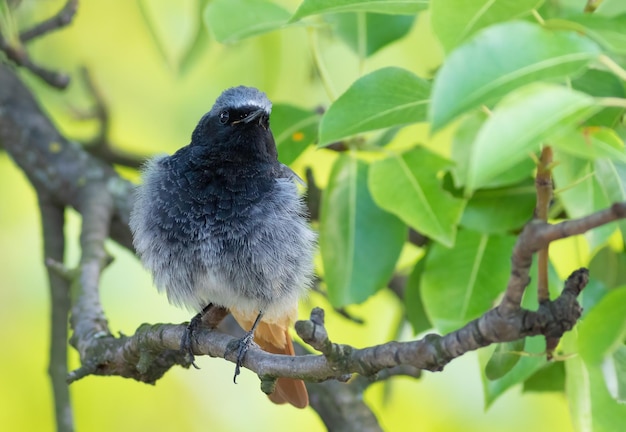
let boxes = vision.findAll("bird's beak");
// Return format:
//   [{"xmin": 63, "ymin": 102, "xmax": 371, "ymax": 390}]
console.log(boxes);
[{"xmin": 242, "ymin": 108, "xmax": 266, "ymax": 124}]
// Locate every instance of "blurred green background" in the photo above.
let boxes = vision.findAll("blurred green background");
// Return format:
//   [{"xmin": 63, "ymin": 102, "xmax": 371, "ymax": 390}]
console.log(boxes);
[{"xmin": 1, "ymin": 0, "xmax": 576, "ymax": 430}]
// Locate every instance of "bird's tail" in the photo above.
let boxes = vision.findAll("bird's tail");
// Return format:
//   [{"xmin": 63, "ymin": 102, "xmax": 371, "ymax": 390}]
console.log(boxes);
[{"xmin": 232, "ymin": 313, "xmax": 309, "ymax": 409}]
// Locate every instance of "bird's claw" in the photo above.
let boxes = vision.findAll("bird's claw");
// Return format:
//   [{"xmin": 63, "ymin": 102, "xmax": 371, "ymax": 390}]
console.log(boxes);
[
  {"xmin": 227, "ymin": 329, "xmax": 256, "ymax": 383},
  {"xmin": 181, "ymin": 312, "xmax": 204, "ymax": 370}
]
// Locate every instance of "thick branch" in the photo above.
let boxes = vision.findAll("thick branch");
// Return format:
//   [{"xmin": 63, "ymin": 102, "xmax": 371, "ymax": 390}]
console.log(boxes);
[
  {"xmin": 62, "ymin": 266, "xmax": 587, "ymax": 390},
  {"xmin": 68, "ymin": 183, "xmax": 114, "ymax": 357},
  {"xmin": 307, "ymin": 380, "xmax": 383, "ymax": 432},
  {"xmin": 0, "ymin": 63, "xmax": 134, "ymax": 250}
]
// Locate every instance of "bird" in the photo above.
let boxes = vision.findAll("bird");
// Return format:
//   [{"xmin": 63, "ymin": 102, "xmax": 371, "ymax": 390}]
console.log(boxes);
[{"xmin": 129, "ymin": 86, "xmax": 316, "ymax": 408}]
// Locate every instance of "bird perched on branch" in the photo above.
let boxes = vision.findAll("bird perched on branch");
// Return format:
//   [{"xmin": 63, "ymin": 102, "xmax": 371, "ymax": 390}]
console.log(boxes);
[{"xmin": 129, "ymin": 86, "xmax": 316, "ymax": 408}]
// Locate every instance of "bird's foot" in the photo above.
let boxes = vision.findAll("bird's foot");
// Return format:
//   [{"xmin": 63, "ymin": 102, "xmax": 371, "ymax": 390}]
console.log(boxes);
[
  {"xmin": 181, "ymin": 312, "xmax": 203, "ymax": 369},
  {"xmin": 181, "ymin": 304, "xmax": 233, "ymax": 370},
  {"xmin": 226, "ymin": 328, "xmax": 257, "ymax": 384}
]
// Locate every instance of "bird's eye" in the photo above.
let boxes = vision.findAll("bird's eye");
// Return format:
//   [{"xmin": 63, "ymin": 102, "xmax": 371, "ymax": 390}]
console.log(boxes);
[
  {"xmin": 219, "ymin": 110, "xmax": 229, "ymax": 124},
  {"xmin": 241, "ymin": 112, "xmax": 248, "ymax": 119}
]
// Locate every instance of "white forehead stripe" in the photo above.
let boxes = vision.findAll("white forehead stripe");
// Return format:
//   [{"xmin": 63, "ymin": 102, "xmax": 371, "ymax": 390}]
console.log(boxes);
[
  {"xmin": 210, "ymin": 86, "xmax": 272, "ymax": 115},
  {"xmin": 235, "ymin": 98, "xmax": 271, "ymax": 112}
]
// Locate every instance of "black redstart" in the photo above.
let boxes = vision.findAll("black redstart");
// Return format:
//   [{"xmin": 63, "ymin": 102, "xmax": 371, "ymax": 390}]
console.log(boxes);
[{"xmin": 130, "ymin": 86, "xmax": 316, "ymax": 408}]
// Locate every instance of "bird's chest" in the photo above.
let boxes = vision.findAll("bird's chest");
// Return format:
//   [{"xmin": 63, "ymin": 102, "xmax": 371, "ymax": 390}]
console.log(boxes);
[{"xmin": 176, "ymin": 171, "xmax": 276, "ymax": 242}]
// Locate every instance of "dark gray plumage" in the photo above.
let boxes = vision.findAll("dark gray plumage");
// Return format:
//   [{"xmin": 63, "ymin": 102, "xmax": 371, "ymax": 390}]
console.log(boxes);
[{"xmin": 129, "ymin": 86, "xmax": 315, "ymax": 407}]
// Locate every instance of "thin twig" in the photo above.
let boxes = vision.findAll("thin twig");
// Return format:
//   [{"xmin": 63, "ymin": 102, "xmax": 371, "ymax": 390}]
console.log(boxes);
[
  {"xmin": 0, "ymin": 34, "xmax": 69, "ymax": 87},
  {"xmin": 535, "ymin": 146, "xmax": 553, "ymax": 304},
  {"xmin": 535, "ymin": 146, "xmax": 559, "ymax": 358},
  {"xmin": 501, "ymin": 203, "xmax": 626, "ymax": 315},
  {"xmin": 19, "ymin": 0, "xmax": 78, "ymax": 42},
  {"xmin": 39, "ymin": 195, "xmax": 74, "ymax": 432},
  {"xmin": 0, "ymin": 0, "xmax": 77, "ymax": 88},
  {"xmin": 80, "ymin": 68, "xmax": 143, "ymax": 168}
]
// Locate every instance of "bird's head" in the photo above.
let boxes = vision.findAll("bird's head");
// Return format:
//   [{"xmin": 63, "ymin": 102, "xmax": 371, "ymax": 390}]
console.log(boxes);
[{"xmin": 190, "ymin": 86, "xmax": 277, "ymax": 163}]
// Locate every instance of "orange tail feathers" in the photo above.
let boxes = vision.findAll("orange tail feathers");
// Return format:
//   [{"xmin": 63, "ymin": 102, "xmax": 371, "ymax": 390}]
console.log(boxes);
[
  {"xmin": 231, "ymin": 312, "xmax": 309, "ymax": 409},
  {"xmin": 262, "ymin": 325, "xmax": 308, "ymax": 409}
]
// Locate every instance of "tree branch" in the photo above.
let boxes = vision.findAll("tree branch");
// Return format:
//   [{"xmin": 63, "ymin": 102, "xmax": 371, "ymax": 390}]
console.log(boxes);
[
  {"xmin": 306, "ymin": 379, "xmax": 383, "ymax": 432},
  {"xmin": 61, "ymin": 265, "xmax": 589, "ymax": 388},
  {"xmin": 79, "ymin": 67, "xmax": 144, "ymax": 168},
  {"xmin": 68, "ymin": 182, "xmax": 114, "ymax": 359},
  {"xmin": 19, "ymin": 0, "xmax": 78, "ymax": 42},
  {"xmin": 0, "ymin": 0, "xmax": 78, "ymax": 88},
  {"xmin": 0, "ymin": 63, "xmax": 134, "ymax": 250},
  {"xmin": 39, "ymin": 194, "xmax": 74, "ymax": 432},
  {"xmin": 535, "ymin": 146, "xmax": 553, "ymax": 304}
]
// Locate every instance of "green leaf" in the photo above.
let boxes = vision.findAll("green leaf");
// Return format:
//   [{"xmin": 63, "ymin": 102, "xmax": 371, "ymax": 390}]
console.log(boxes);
[
  {"xmin": 450, "ymin": 111, "xmax": 486, "ymax": 188},
  {"xmin": 369, "ymin": 147, "xmax": 465, "ymax": 247},
  {"xmin": 523, "ymin": 362, "xmax": 565, "ymax": 393},
  {"xmin": 204, "ymin": 0, "xmax": 291, "ymax": 43},
  {"xmin": 291, "ymin": 0, "xmax": 428, "ymax": 21},
  {"xmin": 0, "ymin": 0, "xmax": 20, "ymax": 47},
  {"xmin": 431, "ymin": 0, "xmax": 542, "ymax": 53},
  {"xmin": 481, "ymin": 336, "xmax": 547, "ymax": 406},
  {"xmin": 572, "ymin": 68, "xmax": 626, "ymax": 128},
  {"xmin": 589, "ymin": 247, "xmax": 626, "ymax": 295},
  {"xmin": 450, "ymin": 111, "xmax": 535, "ymax": 189},
  {"xmin": 604, "ymin": 344, "xmax": 626, "ymax": 403},
  {"xmin": 179, "ymin": 0, "xmax": 212, "ymax": 76},
  {"xmin": 572, "ymin": 67, "xmax": 626, "ymax": 99},
  {"xmin": 405, "ymin": 252, "xmax": 432, "ymax": 334},
  {"xmin": 597, "ymin": 0, "xmax": 626, "ymax": 16},
  {"xmin": 551, "ymin": 128, "xmax": 626, "ymax": 163},
  {"xmin": 320, "ymin": 154, "xmax": 406, "ymax": 307},
  {"xmin": 563, "ymin": 331, "xmax": 591, "ymax": 432},
  {"xmin": 272, "ymin": 104, "xmax": 320, "ymax": 166},
  {"xmin": 565, "ymin": 336, "xmax": 626, "ymax": 432},
  {"xmin": 430, "ymin": 21, "xmax": 601, "ymax": 131},
  {"xmin": 460, "ymin": 179, "xmax": 536, "ymax": 233},
  {"xmin": 552, "ymin": 152, "xmax": 617, "ymax": 250},
  {"xmin": 594, "ymin": 159, "xmax": 626, "ymax": 247},
  {"xmin": 485, "ymin": 340, "xmax": 525, "ymax": 380},
  {"xmin": 138, "ymin": 0, "xmax": 198, "ymax": 70},
  {"xmin": 465, "ymin": 84, "xmax": 599, "ymax": 194},
  {"xmin": 547, "ymin": 14, "xmax": 626, "ymax": 55},
  {"xmin": 319, "ymin": 67, "xmax": 431, "ymax": 146},
  {"xmin": 577, "ymin": 287, "xmax": 626, "ymax": 408},
  {"xmin": 578, "ymin": 287, "xmax": 626, "ymax": 366},
  {"xmin": 330, "ymin": 13, "xmax": 415, "ymax": 57},
  {"xmin": 421, "ymin": 230, "xmax": 516, "ymax": 333}
]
